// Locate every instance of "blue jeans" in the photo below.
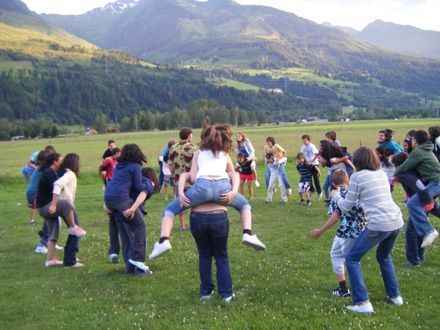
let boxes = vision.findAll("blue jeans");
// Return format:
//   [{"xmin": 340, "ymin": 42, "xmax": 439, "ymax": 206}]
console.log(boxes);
[
  {"xmin": 158, "ymin": 160, "xmax": 164, "ymax": 188},
  {"xmin": 323, "ymin": 174, "xmax": 331, "ymax": 199},
  {"xmin": 164, "ymin": 178, "xmax": 250, "ymax": 217},
  {"xmin": 346, "ymin": 227, "xmax": 402, "ymax": 304},
  {"xmin": 64, "ymin": 210, "xmax": 81, "ymax": 267},
  {"xmin": 405, "ymin": 218, "xmax": 425, "ymax": 265},
  {"xmin": 190, "ymin": 211, "xmax": 233, "ymax": 298},
  {"xmin": 265, "ymin": 163, "xmax": 291, "ymax": 190},
  {"xmin": 105, "ymin": 199, "xmax": 146, "ymax": 273},
  {"xmin": 406, "ymin": 182, "xmax": 440, "ymax": 237}
]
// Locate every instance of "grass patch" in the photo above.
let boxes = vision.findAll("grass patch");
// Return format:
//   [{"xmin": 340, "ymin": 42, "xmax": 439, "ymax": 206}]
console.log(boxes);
[{"xmin": 0, "ymin": 121, "xmax": 439, "ymax": 328}]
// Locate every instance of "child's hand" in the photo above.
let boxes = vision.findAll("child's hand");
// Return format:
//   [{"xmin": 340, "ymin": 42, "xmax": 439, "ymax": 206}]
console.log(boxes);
[
  {"xmin": 310, "ymin": 228, "xmax": 322, "ymax": 239},
  {"xmin": 123, "ymin": 208, "xmax": 135, "ymax": 219},
  {"xmin": 49, "ymin": 203, "xmax": 57, "ymax": 215},
  {"xmin": 179, "ymin": 193, "xmax": 192, "ymax": 208},
  {"xmin": 220, "ymin": 191, "xmax": 237, "ymax": 204}
]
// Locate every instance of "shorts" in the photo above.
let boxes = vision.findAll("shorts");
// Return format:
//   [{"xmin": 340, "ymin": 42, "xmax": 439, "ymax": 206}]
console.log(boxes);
[
  {"xmin": 330, "ymin": 236, "xmax": 356, "ymax": 275},
  {"xmin": 298, "ymin": 181, "xmax": 311, "ymax": 193},
  {"xmin": 240, "ymin": 173, "xmax": 255, "ymax": 182},
  {"xmin": 163, "ymin": 174, "xmax": 172, "ymax": 187}
]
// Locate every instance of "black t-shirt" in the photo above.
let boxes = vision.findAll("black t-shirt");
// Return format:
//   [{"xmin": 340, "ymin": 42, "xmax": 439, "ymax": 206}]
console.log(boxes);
[
  {"xmin": 36, "ymin": 168, "xmax": 58, "ymax": 208},
  {"xmin": 239, "ymin": 160, "xmax": 253, "ymax": 175}
]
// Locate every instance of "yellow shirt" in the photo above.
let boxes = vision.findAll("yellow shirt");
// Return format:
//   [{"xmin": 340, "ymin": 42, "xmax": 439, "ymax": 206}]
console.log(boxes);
[{"xmin": 263, "ymin": 144, "xmax": 286, "ymax": 160}]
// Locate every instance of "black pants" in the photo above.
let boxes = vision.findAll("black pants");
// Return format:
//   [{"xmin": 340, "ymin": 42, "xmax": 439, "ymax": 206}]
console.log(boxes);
[
  {"xmin": 105, "ymin": 199, "xmax": 146, "ymax": 272},
  {"xmin": 309, "ymin": 165, "xmax": 322, "ymax": 194}
]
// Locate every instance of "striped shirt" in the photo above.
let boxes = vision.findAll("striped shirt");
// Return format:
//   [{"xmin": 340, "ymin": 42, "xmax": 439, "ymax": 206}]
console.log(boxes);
[{"xmin": 333, "ymin": 169, "xmax": 403, "ymax": 232}]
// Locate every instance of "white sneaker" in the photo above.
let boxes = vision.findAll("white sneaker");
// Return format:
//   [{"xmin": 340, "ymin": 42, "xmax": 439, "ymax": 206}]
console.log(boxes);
[
  {"xmin": 68, "ymin": 225, "xmax": 87, "ymax": 238},
  {"xmin": 149, "ymin": 240, "xmax": 172, "ymax": 259},
  {"xmin": 255, "ymin": 180, "xmax": 260, "ymax": 188},
  {"xmin": 388, "ymin": 296, "xmax": 404, "ymax": 306},
  {"xmin": 128, "ymin": 259, "xmax": 150, "ymax": 272},
  {"xmin": 223, "ymin": 293, "xmax": 235, "ymax": 304},
  {"xmin": 317, "ymin": 192, "xmax": 323, "ymax": 201},
  {"xmin": 55, "ymin": 244, "xmax": 64, "ymax": 251},
  {"xmin": 421, "ymin": 229, "xmax": 439, "ymax": 248},
  {"xmin": 109, "ymin": 253, "xmax": 119, "ymax": 263},
  {"xmin": 35, "ymin": 245, "xmax": 48, "ymax": 254},
  {"xmin": 45, "ymin": 259, "xmax": 63, "ymax": 267},
  {"xmin": 242, "ymin": 233, "xmax": 266, "ymax": 250},
  {"xmin": 287, "ymin": 188, "xmax": 292, "ymax": 196},
  {"xmin": 65, "ymin": 262, "xmax": 84, "ymax": 268},
  {"xmin": 346, "ymin": 301, "xmax": 374, "ymax": 314},
  {"xmin": 201, "ymin": 291, "xmax": 214, "ymax": 300}
]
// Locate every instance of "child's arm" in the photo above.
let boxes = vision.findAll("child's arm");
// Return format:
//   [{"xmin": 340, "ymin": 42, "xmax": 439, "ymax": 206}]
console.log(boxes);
[
  {"xmin": 221, "ymin": 155, "xmax": 239, "ymax": 203},
  {"xmin": 123, "ymin": 192, "xmax": 147, "ymax": 219},
  {"xmin": 188, "ymin": 150, "xmax": 199, "ymax": 184},
  {"xmin": 310, "ymin": 211, "xmax": 340, "ymax": 239}
]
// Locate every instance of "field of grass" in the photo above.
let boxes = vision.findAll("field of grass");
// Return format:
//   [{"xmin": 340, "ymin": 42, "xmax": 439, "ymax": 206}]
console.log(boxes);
[{"xmin": 1, "ymin": 119, "xmax": 439, "ymax": 328}]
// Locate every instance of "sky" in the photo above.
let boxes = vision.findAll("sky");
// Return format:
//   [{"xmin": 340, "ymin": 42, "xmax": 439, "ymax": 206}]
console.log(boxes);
[{"xmin": 20, "ymin": 0, "xmax": 440, "ymax": 32}]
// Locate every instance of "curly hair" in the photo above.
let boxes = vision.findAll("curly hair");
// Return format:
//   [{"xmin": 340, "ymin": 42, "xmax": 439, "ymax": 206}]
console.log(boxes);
[
  {"xmin": 119, "ymin": 144, "xmax": 147, "ymax": 165},
  {"xmin": 199, "ymin": 124, "xmax": 233, "ymax": 154}
]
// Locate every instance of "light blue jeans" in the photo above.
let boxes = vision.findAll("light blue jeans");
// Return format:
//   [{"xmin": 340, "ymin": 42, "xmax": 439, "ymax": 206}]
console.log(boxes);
[
  {"xmin": 265, "ymin": 163, "xmax": 291, "ymax": 190},
  {"xmin": 407, "ymin": 182, "xmax": 440, "ymax": 237},
  {"xmin": 346, "ymin": 227, "xmax": 402, "ymax": 305},
  {"xmin": 164, "ymin": 178, "xmax": 251, "ymax": 217}
]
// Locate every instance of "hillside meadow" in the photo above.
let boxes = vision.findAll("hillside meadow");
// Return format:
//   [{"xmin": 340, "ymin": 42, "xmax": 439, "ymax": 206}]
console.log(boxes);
[{"xmin": 0, "ymin": 119, "xmax": 439, "ymax": 329}]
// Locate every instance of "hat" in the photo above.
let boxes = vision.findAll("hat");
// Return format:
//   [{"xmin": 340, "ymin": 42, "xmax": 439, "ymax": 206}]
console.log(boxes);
[{"xmin": 30, "ymin": 151, "xmax": 40, "ymax": 163}]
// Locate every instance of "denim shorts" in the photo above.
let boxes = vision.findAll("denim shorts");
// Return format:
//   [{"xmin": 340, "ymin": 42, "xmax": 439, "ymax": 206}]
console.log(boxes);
[{"xmin": 164, "ymin": 178, "xmax": 251, "ymax": 217}]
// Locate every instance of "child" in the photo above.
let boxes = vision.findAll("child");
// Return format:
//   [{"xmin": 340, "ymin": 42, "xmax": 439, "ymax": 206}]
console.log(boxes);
[
  {"xmin": 311, "ymin": 170, "xmax": 367, "ymax": 298},
  {"xmin": 300, "ymin": 134, "xmax": 322, "ymax": 199},
  {"xmin": 161, "ymin": 140, "xmax": 175, "ymax": 201},
  {"xmin": 149, "ymin": 123, "xmax": 266, "ymax": 259},
  {"xmin": 296, "ymin": 152, "xmax": 313, "ymax": 206},
  {"xmin": 264, "ymin": 136, "xmax": 291, "ymax": 195},
  {"xmin": 235, "ymin": 152, "xmax": 254, "ymax": 199},
  {"xmin": 237, "ymin": 132, "xmax": 259, "ymax": 187},
  {"xmin": 99, "ymin": 148, "xmax": 121, "ymax": 186},
  {"xmin": 376, "ymin": 146, "xmax": 395, "ymax": 191},
  {"xmin": 23, "ymin": 151, "xmax": 39, "ymax": 224},
  {"xmin": 333, "ymin": 147, "xmax": 404, "ymax": 314},
  {"xmin": 265, "ymin": 153, "xmax": 287, "ymax": 203}
]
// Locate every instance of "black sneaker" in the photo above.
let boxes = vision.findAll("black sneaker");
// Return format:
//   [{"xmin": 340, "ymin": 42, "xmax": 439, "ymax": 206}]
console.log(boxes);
[{"xmin": 332, "ymin": 287, "xmax": 351, "ymax": 298}]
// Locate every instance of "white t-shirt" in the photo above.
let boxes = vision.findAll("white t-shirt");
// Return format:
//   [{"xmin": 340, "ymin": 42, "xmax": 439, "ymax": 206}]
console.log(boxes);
[
  {"xmin": 301, "ymin": 143, "xmax": 319, "ymax": 165},
  {"xmin": 162, "ymin": 161, "xmax": 171, "ymax": 176},
  {"xmin": 196, "ymin": 150, "xmax": 229, "ymax": 179}
]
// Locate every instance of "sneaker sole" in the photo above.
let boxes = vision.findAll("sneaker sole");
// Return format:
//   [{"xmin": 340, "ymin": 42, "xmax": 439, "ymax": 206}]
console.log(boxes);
[
  {"xmin": 242, "ymin": 240, "xmax": 266, "ymax": 251},
  {"xmin": 149, "ymin": 247, "xmax": 171, "ymax": 260}
]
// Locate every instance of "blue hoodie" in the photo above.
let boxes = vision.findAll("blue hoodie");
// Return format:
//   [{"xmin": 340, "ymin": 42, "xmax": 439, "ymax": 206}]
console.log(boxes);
[{"xmin": 105, "ymin": 162, "xmax": 144, "ymax": 204}]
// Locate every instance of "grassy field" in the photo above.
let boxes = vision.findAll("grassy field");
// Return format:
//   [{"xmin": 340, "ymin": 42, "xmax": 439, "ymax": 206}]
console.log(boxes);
[{"xmin": 1, "ymin": 119, "xmax": 439, "ymax": 329}]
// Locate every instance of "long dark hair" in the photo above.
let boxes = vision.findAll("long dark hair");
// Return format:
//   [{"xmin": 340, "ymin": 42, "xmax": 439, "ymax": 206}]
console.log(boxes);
[
  {"xmin": 375, "ymin": 146, "xmax": 393, "ymax": 168},
  {"xmin": 379, "ymin": 129, "xmax": 395, "ymax": 142},
  {"xmin": 119, "ymin": 144, "xmax": 147, "ymax": 165},
  {"xmin": 60, "ymin": 153, "xmax": 80, "ymax": 176},
  {"xmin": 141, "ymin": 167, "xmax": 160, "ymax": 194},
  {"xmin": 319, "ymin": 140, "xmax": 343, "ymax": 164}
]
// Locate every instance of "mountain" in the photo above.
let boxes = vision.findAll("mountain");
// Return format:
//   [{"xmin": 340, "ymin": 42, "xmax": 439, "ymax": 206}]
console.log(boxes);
[
  {"xmin": 43, "ymin": 0, "xmax": 440, "ymax": 97},
  {"xmin": 357, "ymin": 20, "xmax": 440, "ymax": 59},
  {"xmin": 322, "ymin": 22, "xmax": 358, "ymax": 36}
]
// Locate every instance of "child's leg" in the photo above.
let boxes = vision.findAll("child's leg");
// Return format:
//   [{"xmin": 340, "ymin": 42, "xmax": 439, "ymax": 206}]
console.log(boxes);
[
  {"xmin": 397, "ymin": 172, "xmax": 433, "ymax": 205},
  {"xmin": 239, "ymin": 180, "xmax": 245, "ymax": 196},
  {"xmin": 178, "ymin": 213, "xmax": 186, "ymax": 230},
  {"xmin": 278, "ymin": 176, "xmax": 287, "ymax": 201},
  {"xmin": 330, "ymin": 237, "xmax": 354, "ymax": 296},
  {"xmin": 247, "ymin": 180, "xmax": 253, "ymax": 199},
  {"xmin": 264, "ymin": 167, "xmax": 270, "ymax": 188},
  {"xmin": 47, "ymin": 240, "xmax": 57, "ymax": 261},
  {"xmin": 279, "ymin": 163, "xmax": 291, "ymax": 189},
  {"xmin": 266, "ymin": 174, "xmax": 276, "ymax": 201}
]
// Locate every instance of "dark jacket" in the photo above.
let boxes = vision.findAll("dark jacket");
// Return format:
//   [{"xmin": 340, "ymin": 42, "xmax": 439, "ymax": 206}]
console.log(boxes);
[
  {"xmin": 395, "ymin": 141, "xmax": 440, "ymax": 183},
  {"xmin": 104, "ymin": 162, "xmax": 143, "ymax": 204}
]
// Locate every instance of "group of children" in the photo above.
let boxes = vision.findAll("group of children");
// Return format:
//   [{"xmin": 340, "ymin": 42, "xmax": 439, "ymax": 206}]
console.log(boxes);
[{"xmin": 22, "ymin": 124, "xmax": 440, "ymax": 311}]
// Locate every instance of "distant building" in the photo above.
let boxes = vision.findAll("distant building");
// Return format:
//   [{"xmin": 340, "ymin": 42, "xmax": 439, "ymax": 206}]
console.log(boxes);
[{"xmin": 266, "ymin": 88, "xmax": 284, "ymax": 94}]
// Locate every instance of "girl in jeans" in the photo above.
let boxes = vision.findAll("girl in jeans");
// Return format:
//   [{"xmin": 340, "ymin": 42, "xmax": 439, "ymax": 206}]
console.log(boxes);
[
  {"xmin": 190, "ymin": 202, "xmax": 234, "ymax": 303},
  {"xmin": 149, "ymin": 124, "xmax": 266, "ymax": 259},
  {"xmin": 104, "ymin": 144, "xmax": 152, "ymax": 276},
  {"xmin": 332, "ymin": 147, "xmax": 404, "ymax": 314}
]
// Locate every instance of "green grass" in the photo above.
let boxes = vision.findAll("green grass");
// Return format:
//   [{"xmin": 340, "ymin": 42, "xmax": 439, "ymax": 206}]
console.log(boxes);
[
  {"xmin": 207, "ymin": 77, "xmax": 260, "ymax": 91},
  {"xmin": 0, "ymin": 120, "xmax": 439, "ymax": 328}
]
